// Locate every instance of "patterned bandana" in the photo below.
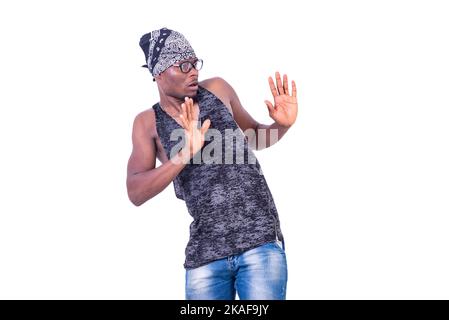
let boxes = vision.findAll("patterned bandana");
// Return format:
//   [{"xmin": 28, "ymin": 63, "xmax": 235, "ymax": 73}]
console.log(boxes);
[{"xmin": 139, "ymin": 27, "xmax": 197, "ymax": 77}]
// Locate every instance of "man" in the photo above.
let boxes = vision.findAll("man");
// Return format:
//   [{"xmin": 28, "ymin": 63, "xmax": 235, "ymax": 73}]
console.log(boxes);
[{"xmin": 127, "ymin": 27, "xmax": 298, "ymax": 300}]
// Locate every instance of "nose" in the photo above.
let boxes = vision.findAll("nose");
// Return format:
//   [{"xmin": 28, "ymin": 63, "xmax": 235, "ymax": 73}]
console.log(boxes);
[{"xmin": 188, "ymin": 66, "xmax": 199, "ymax": 76}]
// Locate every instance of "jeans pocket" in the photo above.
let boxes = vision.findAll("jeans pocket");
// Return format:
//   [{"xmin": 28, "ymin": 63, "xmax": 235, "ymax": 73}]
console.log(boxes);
[
  {"xmin": 274, "ymin": 239, "xmax": 284, "ymax": 251},
  {"xmin": 276, "ymin": 239, "xmax": 282, "ymax": 249}
]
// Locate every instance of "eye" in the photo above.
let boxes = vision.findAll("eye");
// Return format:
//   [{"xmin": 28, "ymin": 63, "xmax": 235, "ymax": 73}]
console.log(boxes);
[{"xmin": 180, "ymin": 62, "xmax": 191, "ymax": 73}]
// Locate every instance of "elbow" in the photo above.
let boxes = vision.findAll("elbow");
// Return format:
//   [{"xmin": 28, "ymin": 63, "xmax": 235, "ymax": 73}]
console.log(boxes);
[
  {"xmin": 130, "ymin": 196, "xmax": 143, "ymax": 207},
  {"xmin": 127, "ymin": 181, "xmax": 146, "ymax": 207},
  {"xmin": 127, "ymin": 186, "xmax": 154, "ymax": 207},
  {"xmin": 128, "ymin": 191, "xmax": 143, "ymax": 207},
  {"xmin": 126, "ymin": 175, "xmax": 157, "ymax": 207}
]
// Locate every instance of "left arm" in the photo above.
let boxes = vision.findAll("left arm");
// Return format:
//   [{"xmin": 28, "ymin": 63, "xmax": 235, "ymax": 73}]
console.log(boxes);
[{"xmin": 218, "ymin": 72, "xmax": 298, "ymax": 150}]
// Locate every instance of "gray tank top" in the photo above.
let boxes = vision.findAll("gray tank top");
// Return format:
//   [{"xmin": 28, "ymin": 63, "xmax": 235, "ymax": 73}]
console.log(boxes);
[{"xmin": 153, "ymin": 85, "xmax": 284, "ymax": 269}]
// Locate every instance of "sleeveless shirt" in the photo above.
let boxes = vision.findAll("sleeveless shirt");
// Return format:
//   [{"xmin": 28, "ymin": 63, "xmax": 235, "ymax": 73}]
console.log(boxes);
[{"xmin": 153, "ymin": 85, "xmax": 284, "ymax": 269}]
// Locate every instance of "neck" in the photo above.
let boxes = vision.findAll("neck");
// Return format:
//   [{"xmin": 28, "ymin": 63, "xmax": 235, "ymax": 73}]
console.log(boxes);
[
  {"xmin": 159, "ymin": 95, "xmax": 184, "ymax": 114},
  {"xmin": 158, "ymin": 91, "xmax": 198, "ymax": 114}
]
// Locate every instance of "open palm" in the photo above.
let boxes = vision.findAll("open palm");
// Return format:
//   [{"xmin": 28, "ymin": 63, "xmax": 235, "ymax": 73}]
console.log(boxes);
[
  {"xmin": 178, "ymin": 97, "xmax": 211, "ymax": 162},
  {"xmin": 265, "ymin": 72, "xmax": 298, "ymax": 128}
]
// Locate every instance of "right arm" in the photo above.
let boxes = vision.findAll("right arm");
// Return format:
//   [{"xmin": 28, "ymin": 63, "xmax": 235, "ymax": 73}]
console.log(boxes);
[
  {"xmin": 126, "ymin": 97, "xmax": 210, "ymax": 206},
  {"xmin": 126, "ymin": 112, "xmax": 187, "ymax": 206}
]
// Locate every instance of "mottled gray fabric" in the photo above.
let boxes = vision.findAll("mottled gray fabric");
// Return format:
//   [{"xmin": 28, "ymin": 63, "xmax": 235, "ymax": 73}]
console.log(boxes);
[{"xmin": 153, "ymin": 86, "xmax": 284, "ymax": 269}]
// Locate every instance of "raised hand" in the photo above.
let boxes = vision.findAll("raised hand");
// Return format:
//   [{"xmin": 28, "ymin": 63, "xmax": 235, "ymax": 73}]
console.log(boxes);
[
  {"xmin": 178, "ymin": 97, "xmax": 211, "ymax": 163},
  {"xmin": 265, "ymin": 72, "xmax": 298, "ymax": 128}
]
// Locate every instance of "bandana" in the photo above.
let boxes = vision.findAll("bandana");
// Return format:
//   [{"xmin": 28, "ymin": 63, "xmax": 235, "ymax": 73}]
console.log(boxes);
[{"xmin": 139, "ymin": 27, "xmax": 197, "ymax": 77}]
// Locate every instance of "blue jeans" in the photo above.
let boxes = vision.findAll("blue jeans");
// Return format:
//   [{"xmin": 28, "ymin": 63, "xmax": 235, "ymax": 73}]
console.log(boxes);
[{"xmin": 185, "ymin": 240, "xmax": 288, "ymax": 300}]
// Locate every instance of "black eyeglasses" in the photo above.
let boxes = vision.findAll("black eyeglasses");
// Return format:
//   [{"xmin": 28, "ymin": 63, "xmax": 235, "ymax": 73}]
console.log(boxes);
[{"xmin": 173, "ymin": 59, "xmax": 203, "ymax": 73}]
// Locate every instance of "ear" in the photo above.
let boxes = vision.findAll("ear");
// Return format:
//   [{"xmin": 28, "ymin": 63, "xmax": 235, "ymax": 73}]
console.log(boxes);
[{"xmin": 154, "ymin": 74, "xmax": 163, "ymax": 83}]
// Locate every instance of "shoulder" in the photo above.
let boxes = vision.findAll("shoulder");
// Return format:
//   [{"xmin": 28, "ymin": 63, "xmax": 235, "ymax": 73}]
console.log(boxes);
[
  {"xmin": 132, "ymin": 108, "xmax": 157, "ymax": 139},
  {"xmin": 199, "ymin": 77, "xmax": 234, "ymax": 115},
  {"xmin": 199, "ymin": 76, "xmax": 234, "ymax": 96}
]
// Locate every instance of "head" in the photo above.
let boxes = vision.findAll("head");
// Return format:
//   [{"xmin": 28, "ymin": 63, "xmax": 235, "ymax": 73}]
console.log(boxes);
[{"xmin": 139, "ymin": 27, "xmax": 202, "ymax": 99}]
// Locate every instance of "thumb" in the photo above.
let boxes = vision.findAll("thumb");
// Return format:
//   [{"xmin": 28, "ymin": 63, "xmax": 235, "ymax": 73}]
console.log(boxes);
[
  {"xmin": 265, "ymin": 100, "xmax": 275, "ymax": 114},
  {"xmin": 200, "ymin": 118, "xmax": 211, "ymax": 135}
]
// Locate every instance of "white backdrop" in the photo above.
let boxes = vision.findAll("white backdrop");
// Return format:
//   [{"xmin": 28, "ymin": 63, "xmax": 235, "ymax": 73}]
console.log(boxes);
[{"xmin": 0, "ymin": 0, "xmax": 448, "ymax": 299}]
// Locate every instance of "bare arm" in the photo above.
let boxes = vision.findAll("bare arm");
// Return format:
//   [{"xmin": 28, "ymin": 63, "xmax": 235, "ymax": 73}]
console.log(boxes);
[
  {"xmin": 126, "ymin": 99, "xmax": 211, "ymax": 206},
  {"xmin": 126, "ymin": 112, "xmax": 187, "ymax": 206},
  {"xmin": 253, "ymin": 122, "xmax": 291, "ymax": 150}
]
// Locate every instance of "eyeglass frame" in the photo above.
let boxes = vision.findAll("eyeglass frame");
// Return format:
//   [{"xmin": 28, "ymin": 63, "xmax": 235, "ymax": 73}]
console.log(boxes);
[{"xmin": 172, "ymin": 58, "xmax": 203, "ymax": 73}]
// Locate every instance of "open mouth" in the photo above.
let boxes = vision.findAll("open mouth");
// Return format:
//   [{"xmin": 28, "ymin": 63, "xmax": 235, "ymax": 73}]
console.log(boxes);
[{"xmin": 187, "ymin": 79, "xmax": 199, "ymax": 87}]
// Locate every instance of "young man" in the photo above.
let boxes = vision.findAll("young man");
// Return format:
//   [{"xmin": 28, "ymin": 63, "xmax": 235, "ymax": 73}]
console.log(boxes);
[{"xmin": 127, "ymin": 27, "xmax": 298, "ymax": 300}]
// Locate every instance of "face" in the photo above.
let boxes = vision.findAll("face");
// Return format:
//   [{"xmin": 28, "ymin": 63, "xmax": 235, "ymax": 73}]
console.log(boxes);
[{"xmin": 155, "ymin": 58, "xmax": 200, "ymax": 100}]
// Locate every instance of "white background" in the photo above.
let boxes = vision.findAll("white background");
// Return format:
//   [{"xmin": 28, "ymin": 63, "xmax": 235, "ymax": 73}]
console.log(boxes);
[{"xmin": 0, "ymin": 0, "xmax": 448, "ymax": 299}]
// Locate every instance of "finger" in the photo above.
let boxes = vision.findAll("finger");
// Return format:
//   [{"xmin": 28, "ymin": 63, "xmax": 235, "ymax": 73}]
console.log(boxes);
[
  {"xmin": 191, "ymin": 99, "xmax": 200, "ymax": 129},
  {"xmin": 190, "ymin": 98, "xmax": 197, "ymax": 121},
  {"xmin": 190, "ymin": 98, "xmax": 196, "ymax": 122},
  {"xmin": 276, "ymin": 71, "xmax": 284, "ymax": 95},
  {"xmin": 283, "ymin": 74, "xmax": 289, "ymax": 95},
  {"xmin": 184, "ymin": 97, "xmax": 191, "ymax": 122},
  {"xmin": 179, "ymin": 103, "xmax": 189, "ymax": 128},
  {"xmin": 268, "ymin": 76, "xmax": 278, "ymax": 98},
  {"xmin": 292, "ymin": 80, "xmax": 297, "ymax": 98},
  {"xmin": 179, "ymin": 103, "xmax": 189, "ymax": 129},
  {"xmin": 264, "ymin": 100, "xmax": 275, "ymax": 114},
  {"xmin": 200, "ymin": 118, "xmax": 211, "ymax": 135}
]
